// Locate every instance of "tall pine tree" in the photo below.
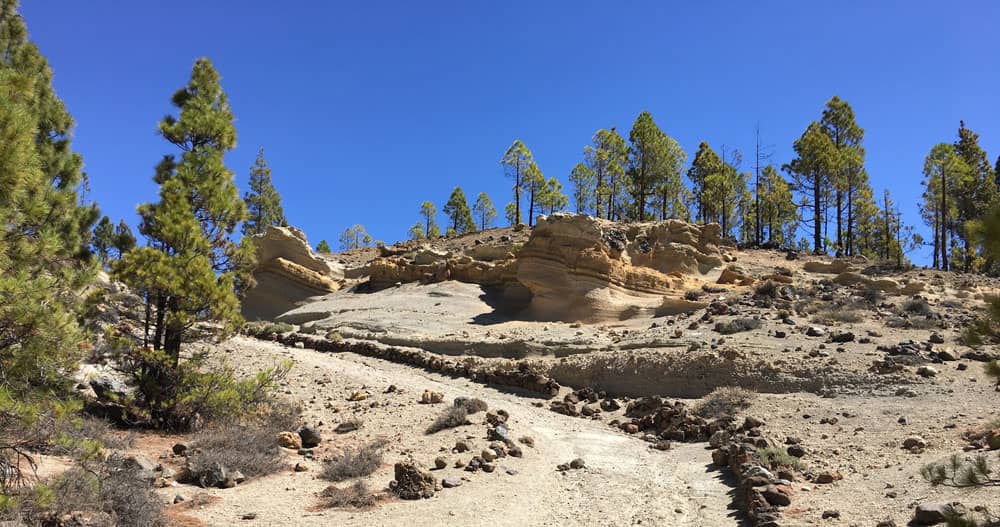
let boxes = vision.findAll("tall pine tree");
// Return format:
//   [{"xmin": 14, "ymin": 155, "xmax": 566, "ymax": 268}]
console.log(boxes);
[
  {"xmin": 114, "ymin": 58, "xmax": 253, "ymax": 385},
  {"xmin": 242, "ymin": 147, "xmax": 286, "ymax": 236},
  {"xmin": 443, "ymin": 186, "xmax": 476, "ymax": 233}
]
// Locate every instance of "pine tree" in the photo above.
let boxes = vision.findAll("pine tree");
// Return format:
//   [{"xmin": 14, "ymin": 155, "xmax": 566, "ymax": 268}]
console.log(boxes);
[
  {"xmin": 953, "ymin": 121, "xmax": 997, "ymax": 271},
  {"xmin": 922, "ymin": 143, "xmax": 969, "ymax": 271},
  {"xmin": 703, "ymin": 148, "xmax": 746, "ymax": 237},
  {"xmin": 420, "ymin": 201, "xmax": 438, "ymax": 238},
  {"xmin": 501, "ymin": 140, "xmax": 534, "ymax": 225},
  {"xmin": 655, "ymin": 135, "xmax": 688, "ymax": 221},
  {"xmin": 0, "ymin": 1, "xmax": 98, "ymax": 395},
  {"xmin": 819, "ymin": 96, "xmax": 866, "ymax": 255},
  {"xmin": 758, "ymin": 165, "xmax": 798, "ymax": 246},
  {"xmin": 521, "ymin": 162, "xmax": 545, "ymax": 226},
  {"xmin": 688, "ymin": 142, "xmax": 724, "ymax": 224},
  {"xmin": 472, "ymin": 192, "xmax": 497, "ymax": 230},
  {"xmin": 408, "ymin": 222, "xmax": 425, "ymax": 241},
  {"xmin": 504, "ymin": 202, "xmax": 520, "ymax": 226},
  {"xmin": 242, "ymin": 147, "xmax": 286, "ymax": 236},
  {"xmin": 584, "ymin": 128, "xmax": 628, "ymax": 220},
  {"xmin": 92, "ymin": 216, "xmax": 115, "ymax": 263},
  {"xmin": 113, "ymin": 219, "xmax": 136, "ymax": 259},
  {"xmin": 627, "ymin": 111, "xmax": 681, "ymax": 221},
  {"xmin": 785, "ymin": 122, "xmax": 837, "ymax": 253},
  {"xmin": 538, "ymin": 177, "xmax": 569, "ymax": 215},
  {"xmin": 316, "ymin": 240, "xmax": 331, "ymax": 253},
  {"xmin": 339, "ymin": 225, "xmax": 371, "ymax": 250},
  {"xmin": 113, "ymin": 58, "xmax": 253, "ymax": 409},
  {"xmin": 443, "ymin": 186, "xmax": 476, "ymax": 233},
  {"xmin": 568, "ymin": 162, "xmax": 595, "ymax": 214}
]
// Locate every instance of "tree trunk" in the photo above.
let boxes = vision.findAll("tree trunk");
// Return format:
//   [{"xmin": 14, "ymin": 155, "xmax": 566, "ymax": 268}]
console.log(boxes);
[
  {"xmin": 941, "ymin": 167, "xmax": 948, "ymax": 271},
  {"xmin": 813, "ymin": 174, "xmax": 822, "ymax": 253}
]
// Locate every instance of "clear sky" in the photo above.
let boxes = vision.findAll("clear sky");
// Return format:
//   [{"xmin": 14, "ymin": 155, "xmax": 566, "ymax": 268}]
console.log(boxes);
[{"xmin": 22, "ymin": 1, "xmax": 1000, "ymax": 262}]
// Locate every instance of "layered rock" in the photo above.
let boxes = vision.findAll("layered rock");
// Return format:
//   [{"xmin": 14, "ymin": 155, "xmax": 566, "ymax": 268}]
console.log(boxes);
[
  {"xmin": 242, "ymin": 226, "xmax": 344, "ymax": 320},
  {"xmin": 515, "ymin": 214, "xmax": 723, "ymax": 322}
]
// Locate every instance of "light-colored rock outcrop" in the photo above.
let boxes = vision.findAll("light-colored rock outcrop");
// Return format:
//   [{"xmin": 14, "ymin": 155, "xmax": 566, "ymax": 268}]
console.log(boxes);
[
  {"xmin": 515, "ymin": 214, "xmax": 723, "ymax": 322},
  {"xmin": 832, "ymin": 271, "xmax": 926, "ymax": 295},
  {"xmin": 242, "ymin": 226, "xmax": 344, "ymax": 320}
]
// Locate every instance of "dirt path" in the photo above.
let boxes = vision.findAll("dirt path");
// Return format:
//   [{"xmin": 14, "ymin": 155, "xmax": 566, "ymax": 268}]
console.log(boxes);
[{"xmin": 178, "ymin": 337, "xmax": 739, "ymax": 527}]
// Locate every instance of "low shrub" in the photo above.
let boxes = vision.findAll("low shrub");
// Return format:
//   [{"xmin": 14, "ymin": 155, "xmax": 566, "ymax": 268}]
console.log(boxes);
[
  {"xmin": 183, "ymin": 400, "xmax": 300, "ymax": 484},
  {"xmin": 694, "ymin": 387, "xmax": 755, "ymax": 419},
  {"xmin": 245, "ymin": 321, "xmax": 294, "ymax": 335},
  {"xmin": 757, "ymin": 446, "xmax": 804, "ymax": 470},
  {"xmin": 319, "ymin": 481, "xmax": 381, "ymax": 509},
  {"xmin": 714, "ymin": 318, "xmax": 762, "ymax": 335},
  {"xmin": 321, "ymin": 439, "xmax": 387, "ymax": 482},
  {"xmin": 426, "ymin": 406, "xmax": 470, "ymax": 434},
  {"xmin": 902, "ymin": 297, "xmax": 934, "ymax": 316},
  {"xmin": 454, "ymin": 397, "xmax": 488, "ymax": 414},
  {"xmin": 684, "ymin": 290, "xmax": 703, "ymax": 301},
  {"xmin": 753, "ymin": 280, "xmax": 778, "ymax": 299}
]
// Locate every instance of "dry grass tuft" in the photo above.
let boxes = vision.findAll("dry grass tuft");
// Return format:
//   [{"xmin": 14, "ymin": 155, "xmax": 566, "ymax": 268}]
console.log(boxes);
[
  {"xmin": 319, "ymin": 481, "xmax": 382, "ymax": 509},
  {"xmin": 694, "ymin": 387, "xmax": 756, "ymax": 419},
  {"xmin": 321, "ymin": 439, "xmax": 387, "ymax": 482},
  {"xmin": 425, "ymin": 406, "xmax": 470, "ymax": 434}
]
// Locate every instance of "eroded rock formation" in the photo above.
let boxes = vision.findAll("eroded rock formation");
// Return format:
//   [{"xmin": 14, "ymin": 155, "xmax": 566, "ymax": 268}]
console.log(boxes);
[
  {"xmin": 515, "ymin": 214, "xmax": 724, "ymax": 322},
  {"xmin": 242, "ymin": 226, "xmax": 344, "ymax": 320}
]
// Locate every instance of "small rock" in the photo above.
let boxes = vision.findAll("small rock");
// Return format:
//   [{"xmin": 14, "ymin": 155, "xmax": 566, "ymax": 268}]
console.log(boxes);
[
  {"xmin": 419, "ymin": 389, "xmax": 444, "ymax": 404},
  {"xmin": 815, "ymin": 470, "xmax": 842, "ymax": 484},
  {"xmin": 916, "ymin": 365, "xmax": 938, "ymax": 378},
  {"xmin": 569, "ymin": 458, "xmax": 586, "ymax": 469},
  {"xmin": 434, "ymin": 457, "xmax": 448, "ymax": 470},
  {"xmin": 172, "ymin": 443, "xmax": 189, "ymax": 456},
  {"xmin": 821, "ymin": 510, "xmax": 841, "ymax": 519},
  {"xmin": 299, "ymin": 426, "xmax": 322, "ymax": 448},
  {"xmin": 293, "ymin": 463, "xmax": 308, "ymax": 472},
  {"xmin": 913, "ymin": 502, "xmax": 951, "ymax": 525},
  {"xmin": 442, "ymin": 477, "xmax": 463, "ymax": 488},
  {"xmin": 902, "ymin": 435, "xmax": 927, "ymax": 450}
]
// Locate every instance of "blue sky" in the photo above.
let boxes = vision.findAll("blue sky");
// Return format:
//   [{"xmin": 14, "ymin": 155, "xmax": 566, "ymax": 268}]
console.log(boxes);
[{"xmin": 22, "ymin": 1, "xmax": 1000, "ymax": 262}]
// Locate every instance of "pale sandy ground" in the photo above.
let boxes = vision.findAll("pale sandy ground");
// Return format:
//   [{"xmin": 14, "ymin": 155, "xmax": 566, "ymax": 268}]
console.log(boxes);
[{"xmin": 161, "ymin": 336, "xmax": 738, "ymax": 527}]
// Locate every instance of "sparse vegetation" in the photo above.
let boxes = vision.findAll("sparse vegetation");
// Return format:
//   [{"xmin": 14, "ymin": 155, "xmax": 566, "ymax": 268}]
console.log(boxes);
[
  {"xmin": 810, "ymin": 305, "xmax": 864, "ymax": 325},
  {"xmin": 319, "ymin": 481, "xmax": 382, "ymax": 509},
  {"xmin": 183, "ymin": 400, "xmax": 300, "ymax": 484},
  {"xmin": 684, "ymin": 289, "xmax": 703, "ymax": 301},
  {"xmin": 753, "ymin": 280, "xmax": 778, "ymax": 299},
  {"xmin": 246, "ymin": 321, "xmax": 295, "ymax": 335},
  {"xmin": 714, "ymin": 318, "xmax": 762, "ymax": 335},
  {"xmin": 902, "ymin": 297, "xmax": 934, "ymax": 316},
  {"xmin": 454, "ymin": 397, "xmax": 488, "ymax": 414},
  {"xmin": 321, "ymin": 439, "xmax": 388, "ymax": 482},
  {"xmin": 426, "ymin": 406, "xmax": 470, "ymax": 434},
  {"xmin": 694, "ymin": 387, "xmax": 755, "ymax": 419},
  {"xmin": 757, "ymin": 446, "xmax": 804, "ymax": 470}
]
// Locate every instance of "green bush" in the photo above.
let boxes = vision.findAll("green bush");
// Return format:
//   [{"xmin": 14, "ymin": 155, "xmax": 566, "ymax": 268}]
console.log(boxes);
[{"xmin": 756, "ymin": 446, "xmax": 803, "ymax": 470}]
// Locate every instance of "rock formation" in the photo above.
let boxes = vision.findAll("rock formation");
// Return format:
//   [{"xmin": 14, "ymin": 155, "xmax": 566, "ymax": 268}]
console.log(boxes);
[
  {"xmin": 242, "ymin": 226, "xmax": 344, "ymax": 320},
  {"xmin": 515, "ymin": 214, "xmax": 724, "ymax": 322}
]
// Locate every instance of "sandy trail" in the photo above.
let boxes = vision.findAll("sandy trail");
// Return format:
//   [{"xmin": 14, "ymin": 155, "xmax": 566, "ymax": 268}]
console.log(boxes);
[{"xmin": 180, "ymin": 337, "xmax": 739, "ymax": 527}]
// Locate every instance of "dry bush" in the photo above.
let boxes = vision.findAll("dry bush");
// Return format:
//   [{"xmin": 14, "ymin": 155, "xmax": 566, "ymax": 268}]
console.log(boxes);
[
  {"xmin": 811, "ymin": 304, "xmax": 864, "ymax": 325},
  {"xmin": 684, "ymin": 290, "xmax": 704, "ymax": 301},
  {"xmin": 753, "ymin": 280, "xmax": 778, "ymax": 299},
  {"xmin": 319, "ymin": 481, "xmax": 381, "ymax": 509},
  {"xmin": 714, "ymin": 318, "xmax": 762, "ymax": 335},
  {"xmin": 861, "ymin": 286, "xmax": 884, "ymax": 305},
  {"xmin": 426, "ymin": 406, "xmax": 470, "ymax": 434},
  {"xmin": 321, "ymin": 439, "xmax": 387, "ymax": 482},
  {"xmin": 184, "ymin": 400, "xmax": 300, "ymax": 483},
  {"xmin": 245, "ymin": 321, "xmax": 294, "ymax": 334},
  {"xmin": 694, "ymin": 387, "xmax": 756, "ymax": 419},
  {"xmin": 5, "ymin": 455, "xmax": 165, "ymax": 527},
  {"xmin": 902, "ymin": 297, "xmax": 934, "ymax": 316},
  {"xmin": 454, "ymin": 397, "xmax": 488, "ymax": 414}
]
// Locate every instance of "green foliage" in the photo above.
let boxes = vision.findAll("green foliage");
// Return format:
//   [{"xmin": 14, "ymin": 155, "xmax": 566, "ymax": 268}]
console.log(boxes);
[
  {"xmin": 115, "ymin": 57, "xmax": 252, "ymax": 357},
  {"xmin": 443, "ymin": 186, "xmax": 476, "ymax": 233},
  {"xmin": 316, "ymin": 239, "xmax": 331, "ymax": 253},
  {"xmin": 504, "ymin": 201, "xmax": 520, "ymax": 226},
  {"xmin": 92, "ymin": 215, "xmax": 115, "ymax": 263},
  {"xmin": 472, "ymin": 192, "xmax": 497, "ymax": 230},
  {"xmin": 785, "ymin": 121, "xmax": 837, "ymax": 253},
  {"xmin": 756, "ymin": 446, "xmax": 804, "ymax": 470},
  {"xmin": 538, "ymin": 176, "xmax": 569, "ymax": 216},
  {"xmin": 0, "ymin": 2, "xmax": 96, "ymax": 398},
  {"xmin": 568, "ymin": 162, "xmax": 596, "ymax": 214},
  {"xmin": 242, "ymin": 147, "xmax": 287, "ymax": 236},
  {"xmin": 627, "ymin": 111, "xmax": 687, "ymax": 221},
  {"xmin": 521, "ymin": 161, "xmax": 545, "ymax": 226},
  {"xmin": 420, "ymin": 201, "xmax": 438, "ymax": 237},
  {"xmin": 408, "ymin": 222, "xmax": 425, "ymax": 240},
  {"xmin": 584, "ymin": 128, "xmax": 628, "ymax": 220},
  {"xmin": 114, "ymin": 336, "xmax": 292, "ymax": 429},
  {"xmin": 501, "ymin": 140, "xmax": 535, "ymax": 225},
  {"xmin": 113, "ymin": 219, "xmax": 135, "ymax": 259},
  {"xmin": 339, "ymin": 224, "xmax": 371, "ymax": 250}
]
